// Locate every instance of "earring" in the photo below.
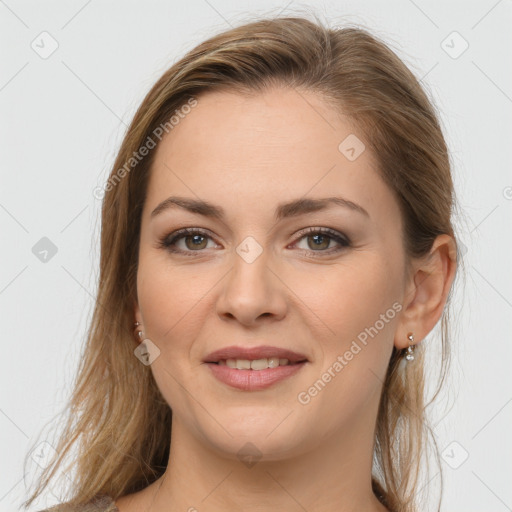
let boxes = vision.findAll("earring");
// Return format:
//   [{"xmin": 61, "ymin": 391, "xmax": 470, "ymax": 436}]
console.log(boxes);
[
  {"xmin": 405, "ymin": 332, "xmax": 415, "ymax": 362},
  {"xmin": 133, "ymin": 321, "xmax": 144, "ymax": 341}
]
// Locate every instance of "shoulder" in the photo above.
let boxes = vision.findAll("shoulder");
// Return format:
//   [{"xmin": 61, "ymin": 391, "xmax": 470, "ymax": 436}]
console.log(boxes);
[{"xmin": 36, "ymin": 494, "xmax": 118, "ymax": 512}]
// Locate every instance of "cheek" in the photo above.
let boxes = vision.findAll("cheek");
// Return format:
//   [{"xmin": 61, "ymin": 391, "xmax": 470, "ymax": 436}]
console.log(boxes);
[
  {"xmin": 136, "ymin": 256, "xmax": 211, "ymax": 354},
  {"xmin": 290, "ymin": 255, "xmax": 402, "ymax": 414},
  {"xmin": 292, "ymin": 257, "xmax": 401, "ymax": 432},
  {"xmin": 136, "ymin": 260, "xmax": 214, "ymax": 415},
  {"xmin": 291, "ymin": 255, "xmax": 401, "ymax": 345}
]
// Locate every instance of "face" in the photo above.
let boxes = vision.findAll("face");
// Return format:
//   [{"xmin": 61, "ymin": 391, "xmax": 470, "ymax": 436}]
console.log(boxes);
[{"xmin": 134, "ymin": 86, "xmax": 407, "ymax": 460}]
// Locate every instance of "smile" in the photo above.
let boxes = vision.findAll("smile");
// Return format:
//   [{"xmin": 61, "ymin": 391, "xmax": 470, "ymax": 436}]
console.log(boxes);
[
  {"xmin": 203, "ymin": 344, "xmax": 309, "ymax": 390},
  {"xmin": 217, "ymin": 357, "xmax": 295, "ymax": 370}
]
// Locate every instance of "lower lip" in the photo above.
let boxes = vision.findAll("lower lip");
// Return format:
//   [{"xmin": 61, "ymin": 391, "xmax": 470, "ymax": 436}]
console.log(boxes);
[{"xmin": 205, "ymin": 362, "xmax": 306, "ymax": 390}]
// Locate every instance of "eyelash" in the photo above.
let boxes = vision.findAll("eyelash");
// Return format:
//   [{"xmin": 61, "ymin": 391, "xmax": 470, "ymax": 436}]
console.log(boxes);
[{"xmin": 157, "ymin": 227, "xmax": 351, "ymax": 258}]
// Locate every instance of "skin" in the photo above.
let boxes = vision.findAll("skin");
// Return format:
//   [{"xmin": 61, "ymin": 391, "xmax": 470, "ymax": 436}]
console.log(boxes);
[{"xmin": 116, "ymin": 86, "xmax": 457, "ymax": 512}]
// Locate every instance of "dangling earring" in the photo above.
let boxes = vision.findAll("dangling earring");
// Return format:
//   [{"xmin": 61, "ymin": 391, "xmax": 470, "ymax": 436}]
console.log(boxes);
[
  {"xmin": 405, "ymin": 332, "xmax": 415, "ymax": 362},
  {"xmin": 134, "ymin": 321, "xmax": 144, "ymax": 341}
]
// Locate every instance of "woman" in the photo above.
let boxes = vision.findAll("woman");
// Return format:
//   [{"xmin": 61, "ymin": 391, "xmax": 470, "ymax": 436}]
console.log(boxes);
[{"xmin": 25, "ymin": 14, "xmax": 459, "ymax": 512}]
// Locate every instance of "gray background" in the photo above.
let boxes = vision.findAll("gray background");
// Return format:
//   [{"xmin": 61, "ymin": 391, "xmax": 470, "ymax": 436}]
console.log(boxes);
[{"xmin": 1, "ymin": 1, "xmax": 511, "ymax": 511}]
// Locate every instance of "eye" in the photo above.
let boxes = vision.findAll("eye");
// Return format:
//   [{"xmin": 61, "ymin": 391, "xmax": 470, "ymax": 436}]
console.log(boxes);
[
  {"xmin": 158, "ymin": 228, "xmax": 218, "ymax": 256},
  {"xmin": 158, "ymin": 226, "xmax": 351, "ymax": 257},
  {"xmin": 291, "ymin": 227, "xmax": 351, "ymax": 256}
]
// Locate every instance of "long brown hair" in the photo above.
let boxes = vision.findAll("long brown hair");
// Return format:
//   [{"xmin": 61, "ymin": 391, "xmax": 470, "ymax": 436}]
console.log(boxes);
[{"xmin": 24, "ymin": 14, "xmax": 461, "ymax": 512}]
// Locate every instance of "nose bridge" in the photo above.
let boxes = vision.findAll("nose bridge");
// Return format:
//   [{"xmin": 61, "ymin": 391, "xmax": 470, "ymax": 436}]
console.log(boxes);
[
  {"xmin": 235, "ymin": 234, "xmax": 266, "ymax": 266},
  {"xmin": 229, "ymin": 236, "xmax": 271, "ymax": 303},
  {"xmin": 217, "ymin": 235, "xmax": 286, "ymax": 324}
]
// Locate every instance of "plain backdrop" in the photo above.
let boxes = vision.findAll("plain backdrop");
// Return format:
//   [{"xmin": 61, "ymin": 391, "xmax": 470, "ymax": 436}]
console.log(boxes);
[{"xmin": 1, "ymin": 1, "xmax": 511, "ymax": 511}]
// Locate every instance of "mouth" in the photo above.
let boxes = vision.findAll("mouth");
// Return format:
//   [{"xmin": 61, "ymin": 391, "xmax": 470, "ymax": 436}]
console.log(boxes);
[
  {"xmin": 203, "ymin": 345, "xmax": 309, "ymax": 366},
  {"xmin": 211, "ymin": 357, "xmax": 306, "ymax": 370},
  {"xmin": 203, "ymin": 345, "xmax": 309, "ymax": 391}
]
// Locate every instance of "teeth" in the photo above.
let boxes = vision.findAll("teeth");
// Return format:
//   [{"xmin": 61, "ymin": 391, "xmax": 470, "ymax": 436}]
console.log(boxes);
[
  {"xmin": 220, "ymin": 357, "xmax": 292, "ymax": 370},
  {"xmin": 268, "ymin": 357, "xmax": 279, "ymax": 368},
  {"xmin": 236, "ymin": 359, "xmax": 251, "ymax": 370},
  {"xmin": 251, "ymin": 358, "xmax": 269, "ymax": 370}
]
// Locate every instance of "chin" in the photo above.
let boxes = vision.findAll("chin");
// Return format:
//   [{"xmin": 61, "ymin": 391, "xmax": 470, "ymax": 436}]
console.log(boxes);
[{"xmin": 196, "ymin": 413, "xmax": 315, "ymax": 462}]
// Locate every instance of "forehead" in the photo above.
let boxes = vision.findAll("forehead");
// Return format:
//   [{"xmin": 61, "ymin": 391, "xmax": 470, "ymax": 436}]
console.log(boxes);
[
  {"xmin": 143, "ymin": 86, "xmax": 397, "ymax": 225},
  {"xmin": 154, "ymin": 86, "xmax": 358, "ymax": 165}
]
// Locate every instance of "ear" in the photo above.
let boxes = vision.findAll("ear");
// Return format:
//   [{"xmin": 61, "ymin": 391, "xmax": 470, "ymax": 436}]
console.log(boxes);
[
  {"xmin": 395, "ymin": 234, "xmax": 457, "ymax": 349},
  {"xmin": 133, "ymin": 299, "xmax": 143, "ymax": 337},
  {"xmin": 133, "ymin": 300, "xmax": 142, "ymax": 324}
]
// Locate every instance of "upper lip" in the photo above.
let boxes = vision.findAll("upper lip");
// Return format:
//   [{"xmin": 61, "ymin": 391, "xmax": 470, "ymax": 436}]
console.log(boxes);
[{"xmin": 203, "ymin": 345, "xmax": 308, "ymax": 363}]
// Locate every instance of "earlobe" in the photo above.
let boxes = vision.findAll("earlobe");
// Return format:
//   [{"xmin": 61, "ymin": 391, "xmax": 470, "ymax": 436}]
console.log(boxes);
[
  {"xmin": 133, "ymin": 301, "xmax": 144, "ymax": 342},
  {"xmin": 134, "ymin": 322, "xmax": 145, "ymax": 343},
  {"xmin": 394, "ymin": 234, "xmax": 457, "ymax": 350}
]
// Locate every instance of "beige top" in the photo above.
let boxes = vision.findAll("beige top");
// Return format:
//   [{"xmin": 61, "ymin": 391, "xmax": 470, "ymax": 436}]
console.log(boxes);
[{"xmin": 38, "ymin": 495, "xmax": 118, "ymax": 512}]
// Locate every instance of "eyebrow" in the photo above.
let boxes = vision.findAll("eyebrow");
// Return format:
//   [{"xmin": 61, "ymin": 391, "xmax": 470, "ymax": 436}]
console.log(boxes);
[{"xmin": 150, "ymin": 195, "xmax": 370, "ymax": 221}]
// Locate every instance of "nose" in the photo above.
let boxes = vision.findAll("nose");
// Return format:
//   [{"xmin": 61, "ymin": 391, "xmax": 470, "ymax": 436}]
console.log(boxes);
[{"xmin": 216, "ymin": 244, "xmax": 287, "ymax": 327}]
